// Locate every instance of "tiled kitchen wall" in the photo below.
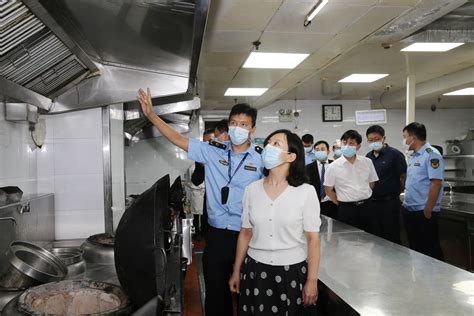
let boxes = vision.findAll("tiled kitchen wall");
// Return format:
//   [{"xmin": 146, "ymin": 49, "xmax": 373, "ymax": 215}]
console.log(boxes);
[
  {"xmin": 124, "ymin": 127, "xmax": 199, "ymax": 196},
  {"xmin": 37, "ymin": 108, "xmax": 105, "ymax": 240}
]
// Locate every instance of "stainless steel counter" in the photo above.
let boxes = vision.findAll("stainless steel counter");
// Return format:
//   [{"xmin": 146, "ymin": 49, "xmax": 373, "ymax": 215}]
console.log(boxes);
[
  {"xmin": 319, "ymin": 230, "xmax": 474, "ymax": 315},
  {"xmin": 441, "ymin": 193, "xmax": 474, "ymax": 216},
  {"xmin": 320, "ymin": 215, "xmax": 363, "ymax": 235}
]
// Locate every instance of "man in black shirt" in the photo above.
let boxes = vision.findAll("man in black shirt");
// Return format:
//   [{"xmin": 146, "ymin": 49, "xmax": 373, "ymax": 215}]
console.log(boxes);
[{"xmin": 366, "ymin": 125, "xmax": 407, "ymax": 244}]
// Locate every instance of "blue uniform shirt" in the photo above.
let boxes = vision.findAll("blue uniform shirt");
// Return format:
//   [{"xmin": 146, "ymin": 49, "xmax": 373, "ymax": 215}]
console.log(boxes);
[
  {"xmin": 366, "ymin": 145, "xmax": 407, "ymax": 199},
  {"xmin": 403, "ymin": 143, "xmax": 444, "ymax": 212},
  {"xmin": 305, "ymin": 151, "xmax": 316, "ymax": 165},
  {"xmin": 188, "ymin": 138, "xmax": 264, "ymax": 231}
]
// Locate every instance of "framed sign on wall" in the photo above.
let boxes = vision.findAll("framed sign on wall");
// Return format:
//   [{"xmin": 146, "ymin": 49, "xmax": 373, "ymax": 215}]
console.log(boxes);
[{"xmin": 322, "ymin": 104, "xmax": 343, "ymax": 122}]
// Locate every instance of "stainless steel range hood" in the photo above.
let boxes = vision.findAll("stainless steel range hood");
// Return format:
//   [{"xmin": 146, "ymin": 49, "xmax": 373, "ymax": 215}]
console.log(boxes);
[{"xmin": 0, "ymin": 0, "xmax": 209, "ymax": 114}]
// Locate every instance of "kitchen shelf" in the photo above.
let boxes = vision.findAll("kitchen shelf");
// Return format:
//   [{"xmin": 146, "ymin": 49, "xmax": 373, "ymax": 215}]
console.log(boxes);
[{"xmin": 0, "ymin": 193, "xmax": 53, "ymax": 211}]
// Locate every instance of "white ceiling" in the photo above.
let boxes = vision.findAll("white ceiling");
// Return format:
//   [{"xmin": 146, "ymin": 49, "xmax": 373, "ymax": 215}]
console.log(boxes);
[{"xmin": 197, "ymin": 0, "xmax": 474, "ymax": 110}]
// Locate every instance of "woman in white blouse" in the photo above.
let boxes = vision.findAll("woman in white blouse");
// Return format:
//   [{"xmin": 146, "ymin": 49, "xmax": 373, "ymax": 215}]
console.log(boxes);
[{"xmin": 229, "ymin": 129, "xmax": 321, "ymax": 316}]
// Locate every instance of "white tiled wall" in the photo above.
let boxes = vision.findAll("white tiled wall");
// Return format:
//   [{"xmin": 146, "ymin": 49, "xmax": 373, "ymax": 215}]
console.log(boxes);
[
  {"xmin": 0, "ymin": 105, "xmax": 38, "ymax": 195},
  {"xmin": 255, "ymin": 100, "xmax": 474, "ymax": 157},
  {"xmin": 124, "ymin": 122, "xmax": 200, "ymax": 195},
  {"xmin": 37, "ymin": 108, "xmax": 105, "ymax": 240},
  {"xmin": 110, "ymin": 104, "xmax": 125, "ymax": 230}
]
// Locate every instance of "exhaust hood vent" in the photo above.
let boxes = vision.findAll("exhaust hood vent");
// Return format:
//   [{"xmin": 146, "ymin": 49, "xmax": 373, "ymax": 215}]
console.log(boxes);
[
  {"xmin": 0, "ymin": 0, "xmax": 209, "ymax": 114},
  {"xmin": 0, "ymin": 0, "xmax": 94, "ymax": 99}
]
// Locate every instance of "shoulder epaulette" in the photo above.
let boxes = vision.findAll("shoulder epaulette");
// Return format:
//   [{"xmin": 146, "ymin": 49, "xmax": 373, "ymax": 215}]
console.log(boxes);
[
  {"xmin": 426, "ymin": 147, "xmax": 433, "ymax": 153},
  {"xmin": 208, "ymin": 140, "xmax": 227, "ymax": 150},
  {"xmin": 254, "ymin": 145, "xmax": 263, "ymax": 154}
]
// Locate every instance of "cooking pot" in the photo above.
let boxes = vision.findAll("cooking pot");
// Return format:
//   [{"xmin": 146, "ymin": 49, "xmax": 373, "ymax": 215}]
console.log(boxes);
[{"xmin": 81, "ymin": 233, "xmax": 115, "ymax": 265}]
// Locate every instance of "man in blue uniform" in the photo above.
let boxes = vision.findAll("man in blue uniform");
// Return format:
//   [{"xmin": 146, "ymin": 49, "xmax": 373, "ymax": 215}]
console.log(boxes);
[
  {"xmin": 366, "ymin": 125, "xmax": 407, "ymax": 244},
  {"xmin": 402, "ymin": 122, "xmax": 444, "ymax": 260},
  {"xmin": 138, "ymin": 88, "xmax": 263, "ymax": 316},
  {"xmin": 302, "ymin": 133, "xmax": 316, "ymax": 165}
]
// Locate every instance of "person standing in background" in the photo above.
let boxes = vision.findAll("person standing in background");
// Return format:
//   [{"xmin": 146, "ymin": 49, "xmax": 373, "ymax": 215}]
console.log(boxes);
[
  {"xmin": 229, "ymin": 129, "xmax": 320, "ymax": 316},
  {"xmin": 366, "ymin": 125, "xmax": 407, "ymax": 244},
  {"xmin": 332, "ymin": 140, "xmax": 342, "ymax": 160},
  {"xmin": 214, "ymin": 119, "xmax": 230, "ymax": 142},
  {"xmin": 189, "ymin": 128, "xmax": 215, "ymax": 240},
  {"xmin": 402, "ymin": 122, "xmax": 444, "ymax": 261},
  {"xmin": 302, "ymin": 134, "xmax": 316, "ymax": 165},
  {"xmin": 138, "ymin": 88, "xmax": 264, "ymax": 316},
  {"xmin": 324, "ymin": 130, "xmax": 379, "ymax": 233},
  {"xmin": 306, "ymin": 140, "xmax": 337, "ymax": 219}
]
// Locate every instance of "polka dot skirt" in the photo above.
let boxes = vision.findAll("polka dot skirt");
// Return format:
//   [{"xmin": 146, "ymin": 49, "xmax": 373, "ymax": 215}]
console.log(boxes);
[{"xmin": 238, "ymin": 256, "xmax": 317, "ymax": 316}]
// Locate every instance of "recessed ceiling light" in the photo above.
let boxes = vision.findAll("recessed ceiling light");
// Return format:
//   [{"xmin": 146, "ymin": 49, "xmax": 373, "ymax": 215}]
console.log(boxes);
[
  {"xmin": 338, "ymin": 74, "xmax": 389, "ymax": 83},
  {"xmin": 243, "ymin": 52, "xmax": 309, "ymax": 69},
  {"xmin": 401, "ymin": 42, "xmax": 464, "ymax": 52},
  {"xmin": 224, "ymin": 88, "xmax": 268, "ymax": 96},
  {"xmin": 443, "ymin": 88, "xmax": 474, "ymax": 96}
]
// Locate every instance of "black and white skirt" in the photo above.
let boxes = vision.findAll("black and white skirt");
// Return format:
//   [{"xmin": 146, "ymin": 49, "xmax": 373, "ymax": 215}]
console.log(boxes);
[{"xmin": 238, "ymin": 255, "xmax": 317, "ymax": 316}]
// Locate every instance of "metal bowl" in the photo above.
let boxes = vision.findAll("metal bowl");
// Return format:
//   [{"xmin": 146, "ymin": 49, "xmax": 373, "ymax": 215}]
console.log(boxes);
[
  {"xmin": 0, "ymin": 241, "xmax": 67, "ymax": 289},
  {"xmin": 48, "ymin": 247, "xmax": 86, "ymax": 277}
]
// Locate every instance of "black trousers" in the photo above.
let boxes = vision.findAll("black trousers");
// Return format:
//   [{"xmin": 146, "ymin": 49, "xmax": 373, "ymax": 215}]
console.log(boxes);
[
  {"xmin": 402, "ymin": 207, "xmax": 444, "ymax": 261},
  {"xmin": 369, "ymin": 198, "xmax": 401, "ymax": 244},
  {"xmin": 203, "ymin": 226, "xmax": 239, "ymax": 316},
  {"xmin": 320, "ymin": 201, "xmax": 338, "ymax": 220},
  {"xmin": 338, "ymin": 201, "xmax": 376, "ymax": 234}
]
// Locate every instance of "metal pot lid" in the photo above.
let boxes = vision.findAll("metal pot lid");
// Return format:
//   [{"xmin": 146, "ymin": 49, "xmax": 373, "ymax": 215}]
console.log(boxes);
[
  {"xmin": 114, "ymin": 174, "xmax": 172, "ymax": 308},
  {"xmin": 48, "ymin": 247, "xmax": 84, "ymax": 266},
  {"xmin": 6, "ymin": 241, "xmax": 67, "ymax": 283},
  {"xmin": 17, "ymin": 280, "xmax": 131, "ymax": 315}
]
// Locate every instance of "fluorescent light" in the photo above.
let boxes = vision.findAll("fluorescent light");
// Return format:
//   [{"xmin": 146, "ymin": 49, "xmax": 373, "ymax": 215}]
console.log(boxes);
[
  {"xmin": 443, "ymin": 88, "xmax": 474, "ymax": 96},
  {"xmin": 338, "ymin": 74, "xmax": 389, "ymax": 83},
  {"xmin": 306, "ymin": 0, "xmax": 329, "ymax": 22},
  {"xmin": 224, "ymin": 88, "xmax": 268, "ymax": 96},
  {"xmin": 243, "ymin": 52, "xmax": 309, "ymax": 69},
  {"xmin": 401, "ymin": 42, "xmax": 464, "ymax": 52}
]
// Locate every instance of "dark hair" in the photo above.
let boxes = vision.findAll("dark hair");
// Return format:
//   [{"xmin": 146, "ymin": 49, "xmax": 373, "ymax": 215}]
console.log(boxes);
[
  {"xmin": 403, "ymin": 122, "xmax": 426, "ymax": 141},
  {"xmin": 229, "ymin": 103, "xmax": 257, "ymax": 127},
  {"xmin": 366, "ymin": 125, "xmax": 385, "ymax": 137},
  {"xmin": 432, "ymin": 145, "xmax": 443, "ymax": 155},
  {"xmin": 263, "ymin": 129, "xmax": 308, "ymax": 187},
  {"xmin": 214, "ymin": 119, "xmax": 229, "ymax": 134},
  {"xmin": 314, "ymin": 140, "xmax": 330, "ymax": 151},
  {"xmin": 203, "ymin": 128, "xmax": 214, "ymax": 136},
  {"xmin": 341, "ymin": 130, "xmax": 362, "ymax": 144},
  {"xmin": 301, "ymin": 134, "xmax": 314, "ymax": 144}
]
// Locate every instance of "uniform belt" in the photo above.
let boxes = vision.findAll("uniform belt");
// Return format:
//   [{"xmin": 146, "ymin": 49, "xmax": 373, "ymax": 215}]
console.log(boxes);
[
  {"xmin": 371, "ymin": 196, "xmax": 398, "ymax": 201},
  {"xmin": 338, "ymin": 199, "xmax": 369, "ymax": 207}
]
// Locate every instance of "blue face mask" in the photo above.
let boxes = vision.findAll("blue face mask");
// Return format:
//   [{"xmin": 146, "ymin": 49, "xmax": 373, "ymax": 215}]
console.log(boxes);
[
  {"xmin": 315, "ymin": 151, "xmax": 328, "ymax": 161},
  {"xmin": 341, "ymin": 145, "xmax": 357, "ymax": 158},
  {"xmin": 368, "ymin": 142, "xmax": 383, "ymax": 152},
  {"xmin": 304, "ymin": 146, "xmax": 313, "ymax": 153},
  {"xmin": 229, "ymin": 126, "xmax": 249, "ymax": 145},
  {"xmin": 334, "ymin": 149, "xmax": 342, "ymax": 157},
  {"xmin": 262, "ymin": 144, "xmax": 285, "ymax": 170}
]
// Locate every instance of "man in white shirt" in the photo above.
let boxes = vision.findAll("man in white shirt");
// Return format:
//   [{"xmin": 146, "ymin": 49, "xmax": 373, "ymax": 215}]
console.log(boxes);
[{"xmin": 324, "ymin": 130, "xmax": 379, "ymax": 233}]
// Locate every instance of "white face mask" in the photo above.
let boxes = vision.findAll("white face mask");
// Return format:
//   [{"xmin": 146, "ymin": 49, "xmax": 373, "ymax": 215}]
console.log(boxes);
[{"xmin": 304, "ymin": 146, "xmax": 313, "ymax": 154}]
